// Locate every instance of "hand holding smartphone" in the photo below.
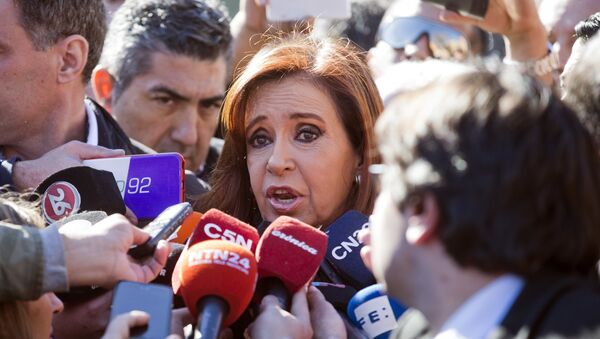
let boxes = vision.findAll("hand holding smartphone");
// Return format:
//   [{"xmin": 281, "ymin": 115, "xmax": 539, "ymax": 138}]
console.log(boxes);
[
  {"xmin": 128, "ymin": 202, "xmax": 192, "ymax": 260},
  {"xmin": 110, "ymin": 281, "xmax": 173, "ymax": 339},
  {"xmin": 421, "ymin": 0, "xmax": 489, "ymax": 19}
]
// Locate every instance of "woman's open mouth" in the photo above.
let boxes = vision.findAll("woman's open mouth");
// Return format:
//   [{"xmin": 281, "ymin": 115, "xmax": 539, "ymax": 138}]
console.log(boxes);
[{"xmin": 266, "ymin": 186, "xmax": 302, "ymax": 213}]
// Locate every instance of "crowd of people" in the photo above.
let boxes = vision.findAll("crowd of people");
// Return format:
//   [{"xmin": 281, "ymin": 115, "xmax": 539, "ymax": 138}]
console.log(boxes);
[{"xmin": 2, "ymin": 0, "xmax": 600, "ymax": 338}]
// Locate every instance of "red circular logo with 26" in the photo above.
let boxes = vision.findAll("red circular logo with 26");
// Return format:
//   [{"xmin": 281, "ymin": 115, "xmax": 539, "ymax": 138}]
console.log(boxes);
[{"xmin": 42, "ymin": 181, "xmax": 81, "ymax": 224}]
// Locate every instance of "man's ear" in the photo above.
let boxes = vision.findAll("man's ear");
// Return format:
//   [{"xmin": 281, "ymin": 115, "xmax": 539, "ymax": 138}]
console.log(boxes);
[
  {"xmin": 405, "ymin": 192, "xmax": 439, "ymax": 245},
  {"xmin": 56, "ymin": 34, "xmax": 88, "ymax": 85},
  {"xmin": 91, "ymin": 67, "xmax": 115, "ymax": 112}
]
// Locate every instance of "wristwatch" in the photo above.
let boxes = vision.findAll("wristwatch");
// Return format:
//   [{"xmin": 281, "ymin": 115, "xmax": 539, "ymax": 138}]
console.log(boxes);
[{"xmin": 504, "ymin": 48, "xmax": 560, "ymax": 77}]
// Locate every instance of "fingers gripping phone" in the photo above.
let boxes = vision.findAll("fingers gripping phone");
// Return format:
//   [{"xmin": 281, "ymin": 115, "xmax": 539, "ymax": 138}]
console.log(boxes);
[
  {"xmin": 110, "ymin": 281, "xmax": 173, "ymax": 339},
  {"xmin": 128, "ymin": 202, "xmax": 192, "ymax": 260}
]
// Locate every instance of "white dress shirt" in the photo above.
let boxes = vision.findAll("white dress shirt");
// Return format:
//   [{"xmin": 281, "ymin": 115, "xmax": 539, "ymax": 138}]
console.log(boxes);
[{"xmin": 434, "ymin": 274, "xmax": 524, "ymax": 339}]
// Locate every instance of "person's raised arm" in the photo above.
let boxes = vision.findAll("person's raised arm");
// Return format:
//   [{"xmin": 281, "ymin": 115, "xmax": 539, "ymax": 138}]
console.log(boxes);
[
  {"xmin": 230, "ymin": 0, "xmax": 314, "ymax": 73},
  {"xmin": 439, "ymin": 0, "xmax": 553, "ymax": 85}
]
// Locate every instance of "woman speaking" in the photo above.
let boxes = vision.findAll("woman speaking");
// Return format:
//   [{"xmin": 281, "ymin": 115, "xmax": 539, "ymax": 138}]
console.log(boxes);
[{"xmin": 198, "ymin": 36, "xmax": 382, "ymax": 230}]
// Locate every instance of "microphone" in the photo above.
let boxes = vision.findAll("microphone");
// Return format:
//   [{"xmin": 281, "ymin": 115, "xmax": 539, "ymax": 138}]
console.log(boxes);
[
  {"xmin": 187, "ymin": 209, "xmax": 259, "ymax": 253},
  {"xmin": 171, "ymin": 209, "xmax": 260, "ymax": 295},
  {"xmin": 255, "ymin": 216, "xmax": 328, "ymax": 309},
  {"xmin": 346, "ymin": 284, "xmax": 407, "ymax": 339},
  {"xmin": 324, "ymin": 210, "xmax": 375, "ymax": 289},
  {"xmin": 179, "ymin": 240, "xmax": 257, "ymax": 339},
  {"xmin": 35, "ymin": 166, "xmax": 125, "ymax": 224},
  {"xmin": 170, "ymin": 211, "xmax": 203, "ymax": 244}
]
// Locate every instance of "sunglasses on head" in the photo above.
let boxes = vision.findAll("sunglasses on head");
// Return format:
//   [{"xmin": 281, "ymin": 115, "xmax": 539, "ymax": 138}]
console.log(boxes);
[{"xmin": 379, "ymin": 16, "xmax": 470, "ymax": 60}]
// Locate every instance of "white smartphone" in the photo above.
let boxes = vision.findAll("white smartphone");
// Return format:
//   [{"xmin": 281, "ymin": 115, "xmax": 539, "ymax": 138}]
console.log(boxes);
[{"xmin": 266, "ymin": 0, "xmax": 350, "ymax": 22}]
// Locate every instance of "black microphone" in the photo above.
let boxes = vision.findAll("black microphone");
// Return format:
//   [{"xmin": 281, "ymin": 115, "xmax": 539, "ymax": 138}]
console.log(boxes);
[
  {"xmin": 324, "ymin": 210, "xmax": 376, "ymax": 289},
  {"xmin": 36, "ymin": 166, "xmax": 125, "ymax": 224}
]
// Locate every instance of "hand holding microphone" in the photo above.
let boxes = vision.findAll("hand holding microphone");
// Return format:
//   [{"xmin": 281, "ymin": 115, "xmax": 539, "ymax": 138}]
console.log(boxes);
[{"xmin": 249, "ymin": 286, "xmax": 346, "ymax": 339}]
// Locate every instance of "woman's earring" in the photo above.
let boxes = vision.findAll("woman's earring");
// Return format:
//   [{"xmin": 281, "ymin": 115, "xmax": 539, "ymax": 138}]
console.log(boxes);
[{"xmin": 354, "ymin": 173, "xmax": 361, "ymax": 185}]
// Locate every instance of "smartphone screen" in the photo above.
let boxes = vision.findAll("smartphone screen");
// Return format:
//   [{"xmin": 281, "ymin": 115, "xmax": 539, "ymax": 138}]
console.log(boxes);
[
  {"xmin": 266, "ymin": 0, "xmax": 350, "ymax": 21},
  {"xmin": 110, "ymin": 281, "xmax": 173, "ymax": 339},
  {"xmin": 83, "ymin": 153, "xmax": 184, "ymax": 221}
]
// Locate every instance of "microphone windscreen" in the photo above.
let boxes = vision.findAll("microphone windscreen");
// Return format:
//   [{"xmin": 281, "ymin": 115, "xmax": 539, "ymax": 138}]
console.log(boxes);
[
  {"xmin": 36, "ymin": 166, "xmax": 125, "ymax": 224},
  {"xmin": 346, "ymin": 284, "xmax": 406, "ymax": 339},
  {"xmin": 325, "ymin": 210, "xmax": 375, "ymax": 288},
  {"xmin": 179, "ymin": 240, "xmax": 257, "ymax": 326},
  {"xmin": 55, "ymin": 211, "xmax": 108, "ymax": 227},
  {"xmin": 256, "ymin": 216, "xmax": 328, "ymax": 292},
  {"xmin": 170, "ymin": 211, "xmax": 203, "ymax": 244},
  {"xmin": 172, "ymin": 209, "xmax": 259, "ymax": 295},
  {"xmin": 188, "ymin": 209, "xmax": 259, "ymax": 252}
]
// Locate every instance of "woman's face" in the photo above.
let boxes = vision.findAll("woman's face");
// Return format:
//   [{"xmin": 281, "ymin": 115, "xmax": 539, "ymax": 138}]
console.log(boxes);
[
  {"xmin": 245, "ymin": 76, "xmax": 360, "ymax": 227},
  {"xmin": 26, "ymin": 292, "xmax": 63, "ymax": 338}
]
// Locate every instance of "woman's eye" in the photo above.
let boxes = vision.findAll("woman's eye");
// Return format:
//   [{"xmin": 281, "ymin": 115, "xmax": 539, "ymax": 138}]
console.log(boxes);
[
  {"xmin": 248, "ymin": 132, "xmax": 271, "ymax": 148},
  {"xmin": 296, "ymin": 125, "xmax": 321, "ymax": 143}
]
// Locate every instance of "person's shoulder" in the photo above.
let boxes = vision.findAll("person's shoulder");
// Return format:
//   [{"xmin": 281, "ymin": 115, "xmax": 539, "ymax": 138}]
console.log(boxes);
[
  {"xmin": 185, "ymin": 170, "xmax": 210, "ymax": 202},
  {"xmin": 128, "ymin": 139, "xmax": 156, "ymax": 155},
  {"xmin": 499, "ymin": 275, "xmax": 600, "ymax": 338},
  {"xmin": 539, "ymin": 278, "xmax": 600, "ymax": 334},
  {"xmin": 86, "ymin": 98, "xmax": 146, "ymax": 155}
]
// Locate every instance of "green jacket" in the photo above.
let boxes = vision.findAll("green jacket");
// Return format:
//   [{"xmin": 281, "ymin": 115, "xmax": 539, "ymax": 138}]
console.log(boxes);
[{"xmin": 0, "ymin": 222, "xmax": 44, "ymax": 301}]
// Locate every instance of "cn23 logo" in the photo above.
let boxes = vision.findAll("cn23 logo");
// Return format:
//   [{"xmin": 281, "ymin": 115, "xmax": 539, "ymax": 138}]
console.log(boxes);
[{"xmin": 116, "ymin": 177, "xmax": 152, "ymax": 195}]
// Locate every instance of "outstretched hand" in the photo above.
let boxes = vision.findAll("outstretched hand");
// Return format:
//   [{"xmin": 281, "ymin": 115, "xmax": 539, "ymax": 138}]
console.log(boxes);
[
  {"xmin": 12, "ymin": 141, "xmax": 124, "ymax": 190},
  {"xmin": 60, "ymin": 214, "xmax": 169, "ymax": 288}
]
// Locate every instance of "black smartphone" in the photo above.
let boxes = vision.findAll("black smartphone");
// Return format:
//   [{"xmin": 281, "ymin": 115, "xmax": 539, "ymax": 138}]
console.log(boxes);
[
  {"xmin": 128, "ymin": 202, "xmax": 192, "ymax": 259},
  {"xmin": 421, "ymin": 0, "xmax": 489, "ymax": 19},
  {"xmin": 110, "ymin": 281, "xmax": 173, "ymax": 339}
]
